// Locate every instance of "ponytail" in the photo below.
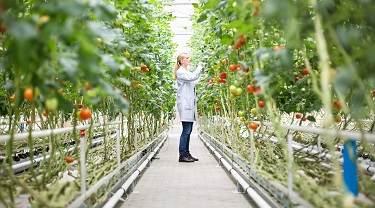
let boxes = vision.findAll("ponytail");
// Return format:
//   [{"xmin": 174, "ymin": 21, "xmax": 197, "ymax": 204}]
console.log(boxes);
[{"xmin": 173, "ymin": 62, "xmax": 180, "ymax": 80}]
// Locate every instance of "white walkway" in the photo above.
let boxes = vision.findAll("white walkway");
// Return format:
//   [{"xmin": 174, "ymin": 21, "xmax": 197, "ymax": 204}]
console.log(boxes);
[{"xmin": 114, "ymin": 118, "xmax": 257, "ymax": 208}]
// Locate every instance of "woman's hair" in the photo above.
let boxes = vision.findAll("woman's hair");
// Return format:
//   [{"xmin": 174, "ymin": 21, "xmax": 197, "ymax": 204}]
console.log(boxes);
[{"xmin": 174, "ymin": 53, "xmax": 187, "ymax": 80}]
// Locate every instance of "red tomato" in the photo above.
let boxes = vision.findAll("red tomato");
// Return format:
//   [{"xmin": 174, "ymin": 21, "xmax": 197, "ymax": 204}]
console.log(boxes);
[
  {"xmin": 66, "ymin": 157, "xmax": 74, "ymax": 164},
  {"xmin": 294, "ymin": 77, "xmax": 300, "ymax": 82},
  {"xmin": 302, "ymin": 117, "xmax": 307, "ymax": 121},
  {"xmin": 332, "ymin": 101, "xmax": 342, "ymax": 110},
  {"xmin": 301, "ymin": 68, "xmax": 309, "ymax": 76},
  {"xmin": 26, "ymin": 120, "xmax": 31, "ymax": 125},
  {"xmin": 246, "ymin": 85, "xmax": 254, "ymax": 93},
  {"xmin": 220, "ymin": 72, "xmax": 227, "ymax": 79},
  {"xmin": 258, "ymin": 100, "xmax": 265, "ymax": 108},
  {"xmin": 254, "ymin": 87, "xmax": 261, "ymax": 94},
  {"xmin": 80, "ymin": 131, "xmax": 85, "ymax": 137},
  {"xmin": 235, "ymin": 41, "xmax": 245, "ymax": 50},
  {"xmin": 295, "ymin": 113, "xmax": 301, "ymax": 119},
  {"xmin": 215, "ymin": 106, "xmax": 221, "ymax": 111},
  {"xmin": 141, "ymin": 65, "xmax": 149, "ymax": 72},
  {"xmin": 80, "ymin": 108, "xmax": 92, "ymax": 120},
  {"xmin": 274, "ymin": 45, "xmax": 283, "ymax": 52},
  {"xmin": 229, "ymin": 64, "xmax": 237, "ymax": 71},
  {"xmin": 77, "ymin": 104, "xmax": 83, "ymax": 109},
  {"xmin": 24, "ymin": 88, "xmax": 33, "ymax": 101},
  {"xmin": 372, "ymin": 89, "xmax": 375, "ymax": 96},
  {"xmin": 249, "ymin": 122, "xmax": 258, "ymax": 130},
  {"xmin": 218, "ymin": 78, "xmax": 226, "ymax": 83}
]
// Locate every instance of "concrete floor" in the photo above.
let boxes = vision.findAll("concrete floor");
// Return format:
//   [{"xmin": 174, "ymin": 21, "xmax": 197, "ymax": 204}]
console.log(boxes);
[{"xmin": 114, "ymin": 117, "xmax": 257, "ymax": 208}]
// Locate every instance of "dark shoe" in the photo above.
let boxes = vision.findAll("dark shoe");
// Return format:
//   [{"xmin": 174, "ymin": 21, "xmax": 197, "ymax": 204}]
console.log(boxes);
[
  {"xmin": 179, "ymin": 156, "xmax": 195, "ymax": 162},
  {"xmin": 188, "ymin": 155, "xmax": 199, "ymax": 161}
]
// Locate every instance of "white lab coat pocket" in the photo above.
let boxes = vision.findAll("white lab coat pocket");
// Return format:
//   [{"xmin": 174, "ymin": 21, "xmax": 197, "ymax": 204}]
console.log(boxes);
[{"xmin": 183, "ymin": 97, "xmax": 193, "ymax": 110}]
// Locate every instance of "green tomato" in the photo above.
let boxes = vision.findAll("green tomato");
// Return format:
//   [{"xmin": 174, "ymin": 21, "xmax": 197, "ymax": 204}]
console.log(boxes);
[
  {"xmin": 123, "ymin": 51, "xmax": 130, "ymax": 58},
  {"xmin": 229, "ymin": 85, "xmax": 237, "ymax": 93},
  {"xmin": 238, "ymin": 111, "xmax": 245, "ymax": 117},
  {"xmin": 235, "ymin": 87, "xmax": 243, "ymax": 96},
  {"xmin": 95, "ymin": 38, "xmax": 104, "ymax": 46},
  {"xmin": 132, "ymin": 66, "xmax": 141, "ymax": 73},
  {"xmin": 76, "ymin": 111, "xmax": 83, "ymax": 121},
  {"xmin": 45, "ymin": 98, "xmax": 58, "ymax": 111},
  {"xmin": 251, "ymin": 108, "xmax": 258, "ymax": 115},
  {"xmin": 87, "ymin": 90, "xmax": 97, "ymax": 98}
]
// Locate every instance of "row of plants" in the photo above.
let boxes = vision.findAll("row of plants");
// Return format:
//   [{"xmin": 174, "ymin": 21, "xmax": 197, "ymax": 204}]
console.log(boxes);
[
  {"xmin": 0, "ymin": 0, "xmax": 177, "ymax": 207},
  {"xmin": 190, "ymin": 0, "xmax": 375, "ymax": 207}
]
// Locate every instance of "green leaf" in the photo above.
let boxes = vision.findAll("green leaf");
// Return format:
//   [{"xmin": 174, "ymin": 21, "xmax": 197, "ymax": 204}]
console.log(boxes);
[
  {"xmin": 197, "ymin": 13, "xmax": 208, "ymax": 23},
  {"xmin": 307, "ymin": 116, "xmax": 316, "ymax": 122},
  {"xmin": 101, "ymin": 54, "xmax": 117, "ymax": 74},
  {"xmin": 59, "ymin": 57, "xmax": 78, "ymax": 82},
  {"xmin": 8, "ymin": 21, "xmax": 37, "ymax": 40}
]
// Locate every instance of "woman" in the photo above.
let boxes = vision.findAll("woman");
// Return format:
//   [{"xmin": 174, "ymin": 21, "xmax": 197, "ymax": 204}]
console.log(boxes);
[{"xmin": 174, "ymin": 53, "xmax": 203, "ymax": 163}]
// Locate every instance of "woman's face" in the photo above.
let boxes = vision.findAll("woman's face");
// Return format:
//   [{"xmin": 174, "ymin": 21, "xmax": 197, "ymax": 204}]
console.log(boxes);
[{"xmin": 180, "ymin": 54, "xmax": 191, "ymax": 66}]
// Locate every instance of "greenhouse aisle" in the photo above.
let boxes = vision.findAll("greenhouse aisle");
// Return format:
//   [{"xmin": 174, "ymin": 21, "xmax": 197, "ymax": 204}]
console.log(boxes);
[{"xmin": 114, "ymin": 116, "xmax": 257, "ymax": 208}]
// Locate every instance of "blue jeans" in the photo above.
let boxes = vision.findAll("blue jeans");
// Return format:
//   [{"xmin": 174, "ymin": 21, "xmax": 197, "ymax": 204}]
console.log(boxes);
[{"xmin": 179, "ymin": 122, "xmax": 194, "ymax": 156}]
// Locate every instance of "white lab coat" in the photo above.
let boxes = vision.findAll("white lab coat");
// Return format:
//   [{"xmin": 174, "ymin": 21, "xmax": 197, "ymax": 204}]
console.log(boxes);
[{"xmin": 176, "ymin": 65, "xmax": 202, "ymax": 122}]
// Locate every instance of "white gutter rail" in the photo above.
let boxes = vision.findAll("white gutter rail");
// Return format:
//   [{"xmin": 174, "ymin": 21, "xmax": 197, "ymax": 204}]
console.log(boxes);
[
  {"xmin": 259, "ymin": 121, "xmax": 375, "ymax": 143},
  {"xmin": 200, "ymin": 135, "xmax": 272, "ymax": 208},
  {"xmin": 103, "ymin": 135, "xmax": 167, "ymax": 208},
  {"xmin": 0, "ymin": 121, "xmax": 122, "ymax": 143}
]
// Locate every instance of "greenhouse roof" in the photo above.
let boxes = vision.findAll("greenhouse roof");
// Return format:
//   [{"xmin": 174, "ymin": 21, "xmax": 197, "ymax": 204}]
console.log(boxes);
[{"xmin": 165, "ymin": 0, "xmax": 198, "ymax": 56}]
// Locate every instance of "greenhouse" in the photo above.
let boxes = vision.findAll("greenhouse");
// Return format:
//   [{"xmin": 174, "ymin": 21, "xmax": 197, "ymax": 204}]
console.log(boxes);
[{"xmin": 0, "ymin": 0, "xmax": 374, "ymax": 207}]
